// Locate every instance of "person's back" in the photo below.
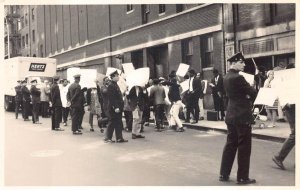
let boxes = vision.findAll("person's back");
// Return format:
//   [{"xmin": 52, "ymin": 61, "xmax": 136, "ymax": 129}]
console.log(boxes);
[
  {"xmin": 150, "ymin": 85, "xmax": 165, "ymax": 105},
  {"xmin": 68, "ymin": 82, "xmax": 83, "ymax": 108}
]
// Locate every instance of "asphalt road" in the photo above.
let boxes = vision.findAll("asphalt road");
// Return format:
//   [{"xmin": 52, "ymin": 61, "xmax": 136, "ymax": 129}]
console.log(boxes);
[{"xmin": 4, "ymin": 112, "xmax": 295, "ymax": 186}]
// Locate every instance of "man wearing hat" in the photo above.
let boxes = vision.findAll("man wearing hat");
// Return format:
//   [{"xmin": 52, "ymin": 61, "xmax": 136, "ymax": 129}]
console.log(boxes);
[
  {"xmin": 50, "ymin": 75, "xmax": 64, "ymax": 131},
  {"xmin": 30, "ymin": 79, "xmax": 41, "ymax": 124},
  {"xmin": 68, "ymin": 74, "xmax": 84, "ymax": 135},
  {"xmin": 105, "ymin": 70, "xmax": 128, "ymax": 143},
  {"xmin": 14, "ymin": 80, "xmax": 23, "ymax": 119},
  {"xmin": 21, "ymin": 80, "xmax": 31, "ymax": 121},
  {"xmin": 219, "ymin": 52, "xmax": 257, "ymax": 185}
]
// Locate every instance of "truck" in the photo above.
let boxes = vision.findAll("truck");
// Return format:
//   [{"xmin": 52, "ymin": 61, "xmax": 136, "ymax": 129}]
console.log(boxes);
[{"xmin": 4, "ymin": 57, "xmax": 57, "ymax": 111}]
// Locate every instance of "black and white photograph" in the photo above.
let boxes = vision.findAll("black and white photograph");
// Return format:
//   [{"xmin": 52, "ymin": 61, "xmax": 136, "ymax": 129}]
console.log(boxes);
[{"xmin": 1, "ymin": 1, "xmax": 298, "ymax": 187}]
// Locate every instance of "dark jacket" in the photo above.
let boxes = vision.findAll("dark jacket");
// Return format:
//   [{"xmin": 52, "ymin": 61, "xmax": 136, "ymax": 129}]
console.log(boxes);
[
  {"xmin": 190, "ymin": 77, "xmax": 204, "ymax": 99},
  {"xmin": 166, "ymin": 79, "xmax": 181, "ymax": 103},
  {"xmin": 15, "ymin": 85, "xmax": 23, "ymax": 102},
  {"xmin": 30, "ymin": 85, "xmax": 41, "ymax": 104},
  {"xmin": 107, "ymin": 81, "xmax": 124, "ymax": 113},
  {"xmin": 224, "ymin": 69, "xmax": 256, "ymax": 125},
  {"xmin": 127, "ymin": 86, "xmax": 146, "ymax": 111},
  {"xmin": 68, "ymin": 82, "xmax": 84, "ymax": 108},
  {"xmin": 98, "ymin": 83, "xmax": 110, "ymax": 112},
  {"xmin": 22, "ymin": 85, "xmax": 31, "ymax": 102},
  {"xmin": 211, "ymin": 74, "xmax": 224, "ymax": 97},
  {"xmin": 50, "ymin": 82, "xmax": 62, "ymax": 107}
]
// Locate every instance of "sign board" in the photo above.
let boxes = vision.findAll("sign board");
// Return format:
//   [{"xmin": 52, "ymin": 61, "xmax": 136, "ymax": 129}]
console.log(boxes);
[
  {"xmin": 67, "ymin": 67, "xmax": 81, "ymax": 84},
  {"xmin": 126, "ymin": 67, "xmax": 150, "ymax": 90},
  {"xmin": 239, "ymin": 71, "xmax": 254, "ymax": 86},
  {"xmin": 29, "ymin": 63, "xmax": 47, "ymax": 72},
  {"xmin": 180, "ymin": 80, "xmax": 189, "ymax": 94},
  {"xmin": 80, "ymin": 69, "xmax": 97, "ymax": 88},
  {"xmin": 254, "ymin": 88, "xmax": 278, "ymax": 106},
  {"xmin": 176, "ymin": 63, "xmax": 190, "ymax": 77},
  {"xmin": 122, "ymin": 63, "xmax": 135, "ymax": 76}
]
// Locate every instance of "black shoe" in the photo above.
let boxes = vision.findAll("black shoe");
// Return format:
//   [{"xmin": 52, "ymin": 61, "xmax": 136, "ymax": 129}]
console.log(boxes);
[
  {"xmin": 176, "ymin": 127, "xmax": 185, "ymax": 132},
  {"xmin": 136, "ymin": 134, "xmax": 145, "ymax": 138},
  {"xmin": 272, "ymin": 156, "xmax": 285, "ymax": 170},
  {"xmin": 116, "ymin": 139, "xmax": 128, "ymax": 143},
  {"xmin": 156, "ymin": 128, "xmax": 162, "ymax": 132},
  {"xmin": 144, "ymin": 122, "xmax": 149, "ymax": 127},
  {"xmin": 55, "ymin": 128, "xmax": 64, "ymax": 131},
  {"xmin": 104, "ymin": 139, "xmax": 115, "ymax": 143},
  {"xmin": 100, "ymin": 128, "xmax": 104, "ymax": 133},
  {"xmin": 237, "ymin": 178, "xmax": 256, "ymax": 185},
  {"xmin": 277, "ymin": 118, "xmax": 286, "ymax": 122},
  {"xmin": 24, "ymin": 119, "xmax": 30, "ymax": 121},
  {"xmin": 199, "ymin": 117, "xmax": 204, "ymax": 120},
  {"xmin": 79, "ymin": 126, "xmax": 83, "ymax": 129},
  {"xmin": 132, "ymin": 134, "xmax": 137, "ymax": 139},
  {"xmin": 73, "ymin": 131, "xmax": 82, "ymax": 135},
  {"xmin": 90, "ymin": 128, "xmax": 94, "ymax": 132},
  {"xmin": 191, "ymin": 121, "xmax": 198, "ymax": 124},
  {"xmin": 140, "ymin": 128, "xmax": 144, "ymax": 133},
  {"xmin": 184, "ymin": 120, "xmax": 190, "ymax": 123},
  {"xmin": 219, "ymin": 175, "xmax": 229, "ymax": 182}
]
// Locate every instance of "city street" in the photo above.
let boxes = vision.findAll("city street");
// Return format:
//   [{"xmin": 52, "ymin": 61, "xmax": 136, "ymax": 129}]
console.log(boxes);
[{"xmin": 4, "ymin": 111, "xmax": 295, "ymax": 186}]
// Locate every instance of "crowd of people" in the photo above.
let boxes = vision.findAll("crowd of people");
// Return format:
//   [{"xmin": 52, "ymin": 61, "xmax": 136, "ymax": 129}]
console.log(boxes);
[{"xmin": 13, "ymin": 52, "xmax": 295, "ymax": 185}]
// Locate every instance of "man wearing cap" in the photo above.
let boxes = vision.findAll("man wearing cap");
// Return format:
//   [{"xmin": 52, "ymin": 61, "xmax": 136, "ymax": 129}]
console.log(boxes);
[
  {"xmin": 14, "ymin": 80, "xmax": 23, "ymax": 119},
  {"xmin": 219, "ymin": 52, "xmax": 257, "ymax": 185},
  {"xmin": 68, "ymin": 74, "xmax": 84, "ymax": 135},
  {"xmin": 30, "ymin": 79, "xmax": 42, "ymax": 124},
  {"xmin": 21, "ymin": 80, "xmax": 31, "ymax": 121},
  {"xmin": 105, "ymin": 70, "xmax": 128, "ymax": 143},
  {"xmin": 50, "ymin": 76, "xmax": 64, "ymax": 131}
]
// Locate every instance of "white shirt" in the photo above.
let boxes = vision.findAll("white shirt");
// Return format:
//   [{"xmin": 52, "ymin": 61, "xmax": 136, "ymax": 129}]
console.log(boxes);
[
  {"xmin": 215, "ymin": 75, "xmax": 219, "ymax": 85},
  {"xmin": 189, "ymin": 77, "xmax": 194, "ymax": 91}
]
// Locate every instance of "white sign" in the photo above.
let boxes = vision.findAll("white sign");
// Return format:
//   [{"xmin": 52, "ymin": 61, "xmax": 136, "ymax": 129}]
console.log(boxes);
[
  {"xmin": 180, "ymin": 80, "xmax": 189, "ymax": 94},
  {"xmin": 126, "ymin": 67, "xmax": 150, "ymax": 90},
  {"xmin": 239, "ymin": 71, "xmax": 254, "ymax": 86},
  {"xmin": 176, "ymin": 63, "xmax": 190, "ymax": 77},
  {"xmin": 67, "ymin": 67, "xmax": 81, "ymax": 83},
  {"xmin": 117, "ymin": 73, "xmax": 128, "ymax": 94},
  {"xmin": 122, "ymin": 63, "xmax": 135, "ymax": 76},
  {"xmin": 106, "ymin": 67, "xmax": 122, "ymax": 77},
  {"xmin": 254, "ymin": 88, "xmax": 278, "ymax": 106},
  {"xmin": 80, "ymin": 69, "xmax": 97, "ymax": 88}
]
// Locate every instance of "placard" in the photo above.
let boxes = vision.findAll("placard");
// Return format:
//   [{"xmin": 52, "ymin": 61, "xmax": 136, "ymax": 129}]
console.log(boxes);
[
  {"xmin": 180, "ymin": 80, "xmax": 189, "ymax": 94},
  {"xmin": 67, "ymin": 67, "xmax": 81, "ymax": 83},
  {"xmin": 80, "ymin": 69, "xmax": 97, "ymax": 88},
  {"xmin": 122, "ymin": 63, "xmax": 135, "ymax": 76},
  {"xmin": 176, "ymin": 63, "xmax": 190, "ymax": 77},
  {"xmin": 126, "ymin": 67, "xmax": 150, "ymax": 90},
  {"xmin": 254, "ymin": 88, "xmax": 278, "ymax": 106},
  {"xmin": 239, "ymin": 71, "xmax": 254, "ymax": 86}
]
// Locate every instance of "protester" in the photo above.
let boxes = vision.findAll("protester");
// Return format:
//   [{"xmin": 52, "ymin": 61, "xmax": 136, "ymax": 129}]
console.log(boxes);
[
  {"xmin": 124, "ymin": 94, "xmax": 133, "ymax": 132},
  {"xmin": 50, "ymin": 75, "xmax": 64, "ymax": 131},
  {"xmin": 263, "ymin": 70, "xmax": 277, "ymax": 128},
  {"xmin": 149, "ymin": 78, "xmax": 166, "ymax": 132},
  {"xmin": 196, "ymin": 72, "xmax": 205, "ymax": 120},
  {"xmin": 104, "ymin": 70, "xmax": 128, "ymax": 143},
  {"xmin": 141, "ymin": 80, "xmax": 152, "ymax": 128},
  {"xmin": 14, "ymin": 80, "xmax": 23, "ymax": 119},
  {"xmin": 97, "ymin": 76, "xmax": 110, "ymax": 129},
  {"xmin": 60, "ymin": 79, "xmax": 70, "ymax": 126},
  {"xmin": 21, "ymin": 80, "xmax": 31, "ymax": 121},
  {"xmin": 86, "ymin": 85, "xmax": 103, "ymax": 133},
  {"xmin": 210, "ymin": 68, "xmax": 225, "ymax": 121},
  {"xmin": 30, "ymin": 79, "xmax": 42, "ymax": 124},
  {"xmin": 40, "ymin": 80, "xmax": 51, "ymax": 118},
  {"xmin": 219, "ymin": 52, "xmax": 256, "ymax": 185}
]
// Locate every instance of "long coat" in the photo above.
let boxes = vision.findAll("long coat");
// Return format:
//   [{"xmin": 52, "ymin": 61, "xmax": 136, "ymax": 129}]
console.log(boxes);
[
  {"xmin": 30, "ymin": 85, "xmax": 41, "ymax": 104},
  {"xmin": 68, "ymin": 82, "xmax": 84, "ymax": 108},
  {"xmin": 223, "ymin": 69, "xmax": 256, "ymax": 125},
  {"xmin": 107, "ymin": 81, "xmax": 124, "ymax": 116},
  {"xmin": 50, "ymin": 82, "xmax": 62, "ymax": 107}
]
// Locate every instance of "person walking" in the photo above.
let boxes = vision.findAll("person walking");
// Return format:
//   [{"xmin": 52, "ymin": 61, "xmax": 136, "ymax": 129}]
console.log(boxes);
[
  {"xmin": 21, "ymin": 80, "xmax": 31, "ymax": 121},
  {"xmin": 123, "ymin": 94, "xmax": 133, "ymax": 132},
  {"xmin": 210, "ymin": 69, "xmax": 225, "ymax": 121},
  {"xmin": 263, "ymin": 70, "xmax": 277, "ymax": 128},
  {"xmin": 68, "ymin": 74, "xmax": 84, "ymax": 135},
  {"xmin": 97, "ymin": 76, "xmax": 110, "ymax": 129},
  {"xmin": 149, "ymin": 79, "xmax": 166, "ymax": 132},
  {"xmin": 86, "ymin": 85, "xmax": 103, "ymax": 133},
  {"xmin": 104, "ymin": 70, "xmax": 128, "ymax": 143},
  {"xmin": 60, "ymin": 79, "xmax": 70, "ymax": 126},
  {"xmin": 40, "ymin": 80, "xmax": 51, "ymax": 118},
  {"xmin": 50, "ymin": 75, "xmax": 64, "ymax": 131},
  {"xmin": 30, "ymin": 79, "xmax": 42, "ymax": 124},
  {"xmin": 219, "ymin": 52, "xmax": 257, "ymax": 185},
  {"xmin": 14, "ymin": 80, "xmax": 23, "ymax": 119}
]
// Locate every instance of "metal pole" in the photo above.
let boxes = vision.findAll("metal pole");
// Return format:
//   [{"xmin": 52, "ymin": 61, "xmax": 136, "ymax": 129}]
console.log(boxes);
[{"xmin": 5, "ymin": 17, "xmax": 10, "ymax": 58}]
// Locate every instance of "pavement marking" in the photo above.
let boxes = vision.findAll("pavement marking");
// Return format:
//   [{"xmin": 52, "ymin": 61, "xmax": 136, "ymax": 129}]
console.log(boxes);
[
  {"xmin": 116, "ymin": 149, "xmax": 166, "ymax": 162},
  {"xmin": 30, "ymin": 149, "xmax": 63, "ymax": 157}
]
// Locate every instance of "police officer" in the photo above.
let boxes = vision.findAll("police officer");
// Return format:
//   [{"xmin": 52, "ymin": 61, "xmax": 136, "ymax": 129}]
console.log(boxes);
[
  {"xmin": 14, "ymin": 80, "xmax": 23, "ymax": 119},
  {"xmin": 30, "ymin": 79, "xmax": 41, "ymax": 124},
  {"xmin": 50, "ymin": 75, "xmax": 64, "ymax": 131},
  {"xmin": 68, "ymin": 74, "xmax": 84, "ymax": 135},
  {"xmin": 21, "ymin": 80, "xmax": 31, "ymax": 121},
  {"xmin": 219, "ymin": 52, "xmax": 257, "ymax": 185},
  {"xmin": 104, "ymin": 70, "xmax": 128, "ymax": 143}
]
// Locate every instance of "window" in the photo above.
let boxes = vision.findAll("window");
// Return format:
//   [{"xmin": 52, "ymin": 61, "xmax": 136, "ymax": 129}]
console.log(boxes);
[
  {"xmin": 127, "ymin": 5, "xmax": 133, "ymax": 12},
  {"xmin": 22, "ymin": 36, "xmax": 25, "ymax": 48},
  {"xmin": 182, "ymin": 38, "xmax": 193, "ymax": 65},
  {"xmin": 39, "ymin": 44, "xmax": 44, "ymax": 57},
  {"xmin": 32, "ymin": 30, "xmax": 35, "ymax": 42},
  {"xmin": 201, "ymin": 34, "xmax": 214, "ymax": 68},
  {"xmin": 142, "ymin": 4, "xmax": 150, "ymax": 24},
  {"xmin": 176, "ymin": 4, "xmax": 184, "ymax": 13},
  {"xmin": 159, "ymin": 4, "xmax": 166, "ymax": 14},
  {"xmin": 25, "ymin": 13, "xmax": 28, "ymax": 25},
  {"xmin": 26, "ymin": 34, "xmax": 28, "ymax": 46},
  {"xmin": 21, "ymin": 16, "xmax": 24, "ymax": 28},
  {"xmin": 31, "ymin": 8, "xmax": 35, "ymax": 21}
]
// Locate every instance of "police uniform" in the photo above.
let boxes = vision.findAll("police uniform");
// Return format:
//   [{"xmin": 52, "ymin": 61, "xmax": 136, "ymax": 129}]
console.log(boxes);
[
  {"xmin": 21, "ymin": 80, "xmax": 31, "ymax": 120},
  {"xmin": 14, "ymin": 81, "xmax": 23, "ymax": 119},
  {"xmin": 219, "ymin": 52, "xmax": 257, "ymax": 184},
  {"xmin": 50, "ymin": 76, "xmax": 63, "ymax": 130},
  {"xmin": 68, "ymin": 74, "xmax": 85, "ymax": 134},
  {"xmin": 30, "ymin": 80, "xmax": 41, "ymax": 124}
]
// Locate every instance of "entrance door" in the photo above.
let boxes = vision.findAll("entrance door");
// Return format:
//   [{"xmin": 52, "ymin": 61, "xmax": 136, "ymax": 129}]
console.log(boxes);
[{"xmin": 147, "ymin": 45, "xmax": 168, "ymax": 79}]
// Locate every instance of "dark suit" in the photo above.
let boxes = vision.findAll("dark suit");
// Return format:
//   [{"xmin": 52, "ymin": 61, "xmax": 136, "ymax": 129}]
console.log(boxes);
[
  {"xmin": 211, "ymin": 74, "xmax": 225, "ymax": 120},
  {"xmin": 105, "ymin": 81, "xmax": 124, "ymax": 140},
  {"xmin": 220, "ymin": 69, "xmax": 256, "ymax": 181},
  {"xmin": 186, "ymin": 76, "xmax": 203, "ymax": 122},
  {"xmin": 30, "ymin": 85, "xmax": 41, "ymax": 123},
  {"xmin": 68, "ymin": 82, "xmax": 85, "ymax": 132},
  {"xmin": 21, "ymin": 85, "xmax": 31, "ymax": 120},
  {"xmin": 14, "ymin": 85, "xmax": 23, "ymax": 119},
  {"xmin": 50, "ymin": 82, "xmax": 62, "ymax": 130}
]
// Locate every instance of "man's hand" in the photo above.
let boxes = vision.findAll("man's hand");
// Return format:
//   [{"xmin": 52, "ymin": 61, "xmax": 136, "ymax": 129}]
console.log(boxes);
[{"xmin": 115, "ymin": 108, "xmax": 120, "ymax": 113}]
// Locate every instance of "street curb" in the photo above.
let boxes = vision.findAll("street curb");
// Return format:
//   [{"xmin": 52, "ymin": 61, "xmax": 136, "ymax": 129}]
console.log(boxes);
[{"xmin": 182, "ymin": 123, "xmax": 285, "ymax": 143}]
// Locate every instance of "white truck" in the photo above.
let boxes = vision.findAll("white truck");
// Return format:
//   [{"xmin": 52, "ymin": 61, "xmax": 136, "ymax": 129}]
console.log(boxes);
[{"xmin": 4, "ymin": 57, "xmax": 57, "ymax": 111}]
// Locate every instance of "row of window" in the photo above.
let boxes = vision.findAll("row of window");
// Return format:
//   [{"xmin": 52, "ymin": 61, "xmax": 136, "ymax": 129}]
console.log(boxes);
[
  {"xmin": 127, "ymin": 4, "xmax": 188, "ymax": 14},
  {"xmin": 21, "ymin": 30, "xmax": 35, "ymax": 48},
  {"xmin": 20, "ymin": 8, "xmax": 35, "ymax": 29}
]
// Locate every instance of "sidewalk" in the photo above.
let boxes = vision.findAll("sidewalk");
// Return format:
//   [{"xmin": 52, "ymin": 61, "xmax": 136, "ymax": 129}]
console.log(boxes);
[{"xmin": 182, "ymin": 119, "xmax": 291, "ymax": 143}]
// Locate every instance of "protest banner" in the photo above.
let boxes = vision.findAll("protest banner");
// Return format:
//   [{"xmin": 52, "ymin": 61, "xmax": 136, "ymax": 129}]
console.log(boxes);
[
  {"xmin": 180, "ymin": 80, "xmax": 189, "ymax": 94},
  {"xmin": 254, "ymin": 88, "xmax": 278, "ymax": 106},
  {"xmin": 126, "ymin": 67, "xmax": 150, "ymax": 90},
  {"xmin": 122, "ymin": 63, "xmax": 135, "ymax": 76},
  {"xmin": 176, "ymin": 63, "xmax": 190, "ymax": 77},
  {"xmin": 80, "ymin": 69, "xmax": 97, "ymax": 88},
  {"xmin": 272, "ymin": 68, "xmax": 295, "ymax": 88},
  {"xmin": 239, "ymin": 71, "xmax": 254, "ymax": 86},
  {"xmin": 117, "ymin": 73, "xmax": 128, "ymax": 94},
  {"xmin": 67, "ymin": 67, "xmax": 81, "ymax": 83}
]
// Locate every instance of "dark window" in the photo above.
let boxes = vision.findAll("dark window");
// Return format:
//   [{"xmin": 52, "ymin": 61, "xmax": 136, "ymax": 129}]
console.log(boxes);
[
  {"xmin": 201, "ymin": 34, "xmax": 214, "ymax": 68},
  {"xmin": 181, "ymin": 38, "xmax": 193, "ymax": 65},
  {"xmin": 26, "ymin": 34, "xmax": 28, "ymax": 46},
  {"xmin": 159, "ymin": 4, "xmax": 165, "ymax": 14},
  {"xmin": 25, "ymin": 13, "xmax": 28, "ymax": 25},
  {"xmin": 32, "ymin": 30, "xmax": 35, "ymax": 42},
  {"xmin": 141, "ymin": 5, "xmax": 150, "ymax": 24},
  {"xmin": 31, "ymin": 8, "xmax": 35, "ymax": 21},
  {"xmin": 127, "ymin": 4, "xmax": 133, "ymax": 12},
  {"xmin": 21, "ymin": 16, "xmax": 24, "ymax": 28},
  {"xmin": 176, "ymin": 4, "xmax": 184, "ymax": 13},
  {"xmin": 22, "ymin": 36, "xmax": 25, "ymax": 48}
]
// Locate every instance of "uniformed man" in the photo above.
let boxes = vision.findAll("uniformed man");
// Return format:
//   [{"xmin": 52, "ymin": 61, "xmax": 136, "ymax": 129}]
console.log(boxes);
[
  {"xmin": 50, "ymin": 75, "xmax": 64, "ymax": 131},
  {"xmin": 104, "ymin": 70, "xmax": 128, "ymax": 143},
  {"xmin": 219, "ymin": 52, "xmax": 257, "ymax": 185},
  {"xmin": 21, "ymin": 80, "xmax": 31, "ymax": 121},
  {"xmin": 14, "ymin": 80, "xmax": 23, "ymax": 119},
  {"xmin": 30, "ymin": 79, "xmax": 42, "ymax": 124},
  {"xmin": 68, "ymin": 74, "xmax": 84, "ymax": 135}
]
